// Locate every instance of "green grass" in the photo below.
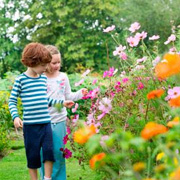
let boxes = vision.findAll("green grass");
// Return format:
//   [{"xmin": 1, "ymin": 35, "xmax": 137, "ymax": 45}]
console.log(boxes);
[{"xmin": 0, "ymin": 132, "xmax": 103, "ymax": 180}]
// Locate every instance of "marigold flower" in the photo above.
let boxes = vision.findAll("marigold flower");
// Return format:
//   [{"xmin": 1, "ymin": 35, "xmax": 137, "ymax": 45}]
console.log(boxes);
[
  {"xmin": 167, "ymin": 117, "xmax": 180, "ymax": 128},
  {"xmin": 170, "ymin": 167, "xmax": 180, "ymax": 180},
  {"xmin": 73, "ymin": 124, "xmax": 96, "ymax": 144},
  {"xmin": 141, "ymin": 122, "xmax": 168, "ymax": 140},
  {"xmin": 133, "ymin": 162, "xmax": 146, "ymax": 172},
  {"xmin": 147, "ymin": 89, "xmax": 164, "ymax": 100},
  {"xmin": 169, "ymin": 96, "xmax": 180, "ymax": 107},
  {"xmin": 155, "ymin": 53, "xmax": 180, "ymax": 79},
  {"xmin": 89, "ymin": 152, "xmax": 106, "ymax": 169}
]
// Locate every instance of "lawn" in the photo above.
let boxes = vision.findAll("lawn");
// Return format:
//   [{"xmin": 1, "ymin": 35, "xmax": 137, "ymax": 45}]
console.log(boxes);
[{"xmin": 0, "ymin": 131, "xmax": 103, "ymax": 180}]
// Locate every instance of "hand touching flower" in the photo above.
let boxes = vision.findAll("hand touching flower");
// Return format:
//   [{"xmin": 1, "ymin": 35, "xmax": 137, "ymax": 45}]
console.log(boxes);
[
  {"xmin": 63, "ymin": 100, "xmax": 74, "ymax": 108},
  {"xmin": 82, "ymin": 88, "xmax": 88, "ymax": 96}
]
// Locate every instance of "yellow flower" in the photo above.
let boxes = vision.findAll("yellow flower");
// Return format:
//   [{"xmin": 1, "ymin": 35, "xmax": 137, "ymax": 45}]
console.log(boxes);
[
  {"xmin": 133, "ymin": 162, "xmax": 146, "ymax": 172},
  {"xmin": 174, "ymin": 157, "xmax": 178, "ymax": 167},
  {"xmin": 167, "ymin": 117, "xmax": 180, "ymax": 128},
  {"xmin": 156, "ymin": 152, "xmax": 165, "ymax": 161}
]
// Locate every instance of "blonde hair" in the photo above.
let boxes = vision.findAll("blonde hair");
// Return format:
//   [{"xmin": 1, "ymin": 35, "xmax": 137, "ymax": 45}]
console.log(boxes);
[{"xmin": 45, "ymin": 45, "xmax": 62, "ymax": 73}]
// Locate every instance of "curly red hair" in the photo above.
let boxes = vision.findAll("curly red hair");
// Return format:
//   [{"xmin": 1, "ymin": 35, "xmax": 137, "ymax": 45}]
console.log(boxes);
[{"xmin": 21, "ymin": 42, "xmax": 52, "ymax": 67}]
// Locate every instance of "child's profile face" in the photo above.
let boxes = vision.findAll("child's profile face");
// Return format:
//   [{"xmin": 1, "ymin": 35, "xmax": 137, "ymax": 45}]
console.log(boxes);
[{"xmin": 49, "ymin": 54, "xmax": 61, "ymax": 73}]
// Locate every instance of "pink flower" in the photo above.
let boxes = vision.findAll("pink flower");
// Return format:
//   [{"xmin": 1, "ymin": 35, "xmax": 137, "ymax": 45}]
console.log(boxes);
[
  {"xmin": 137, "ymin": 57, "xmax": 147, "ymax": 63},
  {"xmin": 103, "ymin": 67, "xmax": 115, "ymax": 78},
  {"xmin": 67, "ymin": 126, "xmax": 71, "ymax": 134},
  {"xmin": 103, "ymin": 25, "xmax": 115, "ymax": 33},
  {"xmin": 60, "ymin": 148, "xmax": 72, "ymax": 159},
  {"xmin": 128, "ymin": 22, "xmax": 141, "ymax": 33},
  {"xmin": 120, "ymin": 52, "xmax": 127, "ymax": 60},
  {"xmin": 98, "ymin": 97, "xmax": 112, "ymax": 114},
  {"xmin": 149, "ymin": 35, "xmax": 160, "ymax": 40},
  {"xmin": 87, "ymin": 113, "xmax": 95, "ymax": 125},
  {"xmin": 135, "ymin": 31, "xmax": 147, "ymax": 40},
  {"xmin": 92, "ymin": 79, "xmax": 97, "ymax": 85},
  {"xmin": 137, "ymin": 82, "xmax": 144, "ymax": 90},
  {"xmin": 113, "ymin": 45, "xmax": 126, "ymax": 56},
  {"xmin": 97, "ymin": 112, "xmax": 106, "ymax": 120},
  {"xmin": 100, "ymin": 135, "xmax": 109, "ymax": 148},
  {"xmin": 72, "ymin": 114, "xmax": 79, "ymax": 125},
  {"xmin": 63, "ymin": 134, "xmax": 69, "ymax": 145},
  {"xmin": 152, "ymin": 56, "xmax": 161, "ymax": 67},
  {"xmin": 81, "ymin": 69, "xmax": 90, "ymax": 77},
  {"xmin": 169, "ymin": 47, "xmax": 177, "ymax": 53},
  {"xmin": 127, "ymin": 36, "xmax": 140, "ymax": 47},
  {"xmin": 164, "ymin": 34, "xmax": 176, "ymax": 45},
  {"xmin": 167, "ymin": 87, "xmax": 180, "ymax": 99},
  {"xmin": 75, "ymin": 79, "xmax": 84, "ymax": 87},
  {"xmin": 122, "ymin": 78, "xmax": 129, "ymax": 83},
  {"xmin": 72, "ymin": 103, "xmax": 79, "ymax": 113}
]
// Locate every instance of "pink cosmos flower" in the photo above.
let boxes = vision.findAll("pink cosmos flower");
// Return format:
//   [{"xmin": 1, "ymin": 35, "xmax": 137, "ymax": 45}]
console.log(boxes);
[
  {"xmin": 63, "ymin": 135, "xmax": 69, "ymax": 145},
  {"xmin": 135, "ymin": 31, "xmax": 147, "ymax": 40},
  {"xmin": 120, "ymin": 52, "xmax": 128, "ymax": 60},
  {"xmin": 72, "ymin": 114, "xmax": 79, "ymax": 125},
  {"xmin": 122, "ymin": 78, "xmax": 129, "ymax": 83},
  {"xmin": 72, "ymin": 103, "xmax": 79, "ymax": 113},
  {"xmin": 75, "ymin": 79, "xmax": 84, "ymax": 87},
  {"xmin": 152, "ymin": 56, "xmax": 161, "ymax": 67},
  {"xmin": 100, "ymin": 135, "xmax": 109, "ymax": 148},
  {"xmin": 98, "ymin": 97, "xmax": 112, "ymax": 114},
  {"xmin": 60, "ymin": 148, "xmax": 72, "ymax": 159},
  {"xmin": 127, "ymin": 36, "xmax": 140, "ymax": 47},
  {"xmin": 67, "ymin": 126, "xmax": 71, "ymax": 134},
  {"xmin": 164, "ymin": 34, "xmax": 176, "ymax": 45},
  {"xmin": 167, "ymin": 87, "xmax": 180, "ymax": 99},
  {"xmin": 169, "ymin": 47, "xmax": 177, "ymax": 53},
  {"xmin": 137, "ymin": 57, "xmax": 147, "ymax": 63},
  {"xmin": 113, "ymin": 45, "xmax": 126, "ymax": 56},
  {"xmin": 87, "ymin": 113, "xmax": 95, "ymax": 125},
  {"xmin": 103, "ymin": 67, "xmax": 115, "ymax": 78},
  {"xmin": 92, "ymin": 79, "xmax": 97, "ymax": 85},
  {"xmin": 103, "ymin": 25, "xmax": 115, "ymax": 33},
  {"xmin": 128, "ymin": 22, "xmax": 141, "ymax": 33},
  {"xmin": 137, "ymin": 82, "xmax": 144, "ymax": 90},
  {"xmin": 81, "ymin": 69, "xmax": 90, "ymax": 77},
  {"xmin": 97, "ymin": 112, "xmax": 106, "ymax": 120},
  {"xmin": 149, "ymin": 35, "xmax": 160, "ymax": 40}
]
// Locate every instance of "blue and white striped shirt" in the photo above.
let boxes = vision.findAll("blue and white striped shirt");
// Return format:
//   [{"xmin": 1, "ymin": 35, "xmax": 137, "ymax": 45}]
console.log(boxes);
[{"xmin": 9, "ymin": 73, "xmax": 63, "ymax": 125}]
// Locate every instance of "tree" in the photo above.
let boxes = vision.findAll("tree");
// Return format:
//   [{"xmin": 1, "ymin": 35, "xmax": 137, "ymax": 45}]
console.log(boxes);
[{"xmin": 16, "ymin": 0, "xmax": 122, "ymax": 73}]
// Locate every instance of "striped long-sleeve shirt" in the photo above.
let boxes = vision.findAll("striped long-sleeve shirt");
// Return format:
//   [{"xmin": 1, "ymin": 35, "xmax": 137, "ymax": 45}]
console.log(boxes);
[{"xmin": 8, "ymin": 73, "xmax": 64, "ymax": 125}]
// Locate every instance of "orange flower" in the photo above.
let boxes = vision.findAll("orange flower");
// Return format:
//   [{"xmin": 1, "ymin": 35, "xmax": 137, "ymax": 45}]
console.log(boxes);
[
  {"xmin": 169, "ymin": 96, "xmax": 180, "ymax": 107},
  {"xmin": 89, "ymin": 152, "xmax": 106, "ymax": 169},
  {"xmin": 147, "ymin": 89, "xmax": 164, "ymax": 100},
  {"xmin": 141, "ymin": 122, "xmax": 168, "ymax": 140},
  {"xmin": 155, "ymin": 53, "xmax": 180, "ymax": 79},
  {"xmin": 73, "ymin": 124, "xmax": 96, "ymax": 144},
  {"xmin": 167, "ymin": 117, "xmax": 180, "ymax": 128},
  {"xmin": 133, "ymin": 162, "xmax": 146, "ymax": 172},
  {"xmin": 171, "ymin": 167, "xmax": 180, "ymax": 180}
]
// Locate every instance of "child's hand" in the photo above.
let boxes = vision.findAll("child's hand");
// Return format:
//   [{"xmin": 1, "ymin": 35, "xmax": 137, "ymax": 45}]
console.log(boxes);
[
  {"xmin": 14, "ymin": 117, "xmax": 23, "ymax": 128},
  {"xmin": 63, "ymin": 100, "xmax": 75, "ymax": 108},
  {"xmin": 82, "ymin": 88, "xmax": 88, "ymax": 96}
]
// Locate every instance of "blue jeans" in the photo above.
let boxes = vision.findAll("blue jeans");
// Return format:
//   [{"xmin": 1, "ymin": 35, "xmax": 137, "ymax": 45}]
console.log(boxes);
[{"xmin": 40, "ymin": 121, "xmax": 66, "ymax": 180}]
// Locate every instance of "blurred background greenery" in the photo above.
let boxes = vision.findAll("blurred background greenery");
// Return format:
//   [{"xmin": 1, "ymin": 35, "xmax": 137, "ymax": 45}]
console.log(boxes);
[{"xmin": 1, "ymin": 0, "xmax": 180, "ymax": 77}]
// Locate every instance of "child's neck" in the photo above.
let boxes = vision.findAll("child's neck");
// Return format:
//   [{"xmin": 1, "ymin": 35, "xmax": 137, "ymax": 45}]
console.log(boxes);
[
  {"xmin": 45, "ymin": 71, "xmax": 60, "ymax": 78},
  {"xmin": 25, "ymin": 68, "xmax": 39, "ymax": 78}
]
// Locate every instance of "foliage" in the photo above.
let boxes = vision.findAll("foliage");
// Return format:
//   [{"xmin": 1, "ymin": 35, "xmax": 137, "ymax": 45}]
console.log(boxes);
[{"xmin": 63, "ymin": 22, "xmax": 180, "ymax": 179}]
